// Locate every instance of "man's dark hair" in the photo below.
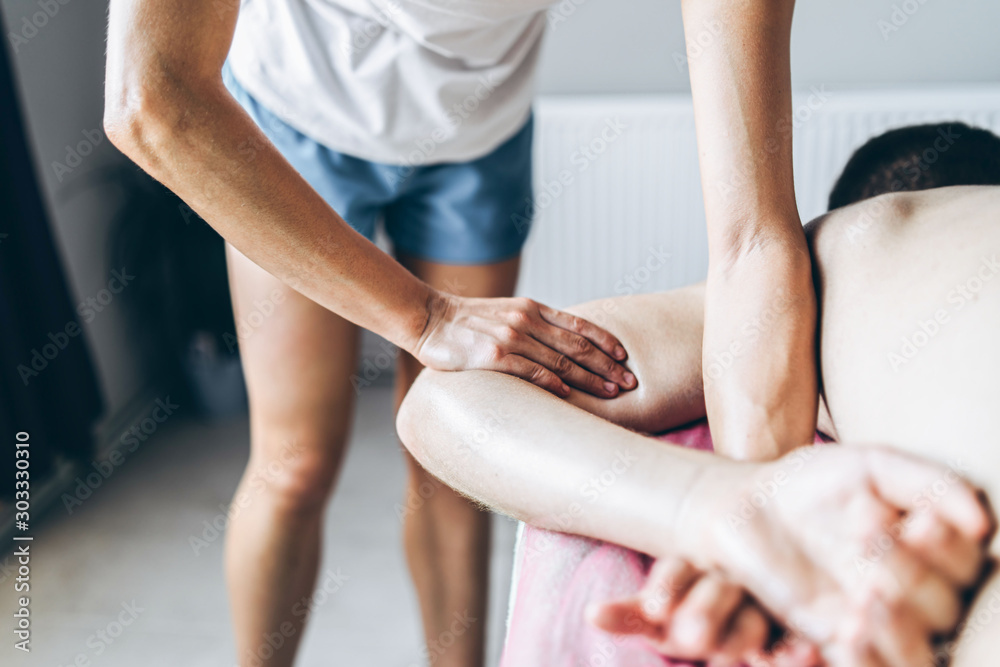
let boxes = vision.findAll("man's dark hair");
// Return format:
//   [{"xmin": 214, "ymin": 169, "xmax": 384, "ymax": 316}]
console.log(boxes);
[{"xmin": 828, "ymin": 122, "xmax": 1000, "ymax": 210}]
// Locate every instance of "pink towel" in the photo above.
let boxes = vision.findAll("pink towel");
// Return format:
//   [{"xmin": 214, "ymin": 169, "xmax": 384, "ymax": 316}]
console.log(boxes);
[{"xmin": 501, "ymin": 421, "xmax": 827, "ymax": 667}]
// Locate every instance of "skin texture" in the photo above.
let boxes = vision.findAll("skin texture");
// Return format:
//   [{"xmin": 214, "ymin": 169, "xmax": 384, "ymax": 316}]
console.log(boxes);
[
  {"xmin": 396, "ymin": 186, "xmax": 1000, "ymax": 666},
  {"xmin": 681, "ymin": 0, "xmax": 819, "ymax": 460}
]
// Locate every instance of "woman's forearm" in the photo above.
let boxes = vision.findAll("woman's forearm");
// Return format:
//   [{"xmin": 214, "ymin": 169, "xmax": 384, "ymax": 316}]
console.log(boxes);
[
  {"xmin": 104, "ymin": 25, "xmax": 433, "ymax": 350},
  {"xmin": 702, "ymin": 249, "xmax": 819, "ymax": 459},
  {"xmin": 103, "ymin": 0, "xmax": 638, "ymax": 395},
  {"xmin": 680, "ymin": 0, "xmax": 800, "ymax": 238},
  {"xmin": 680, "ymin": 0, "xmax": 818, "ymax": 458}
]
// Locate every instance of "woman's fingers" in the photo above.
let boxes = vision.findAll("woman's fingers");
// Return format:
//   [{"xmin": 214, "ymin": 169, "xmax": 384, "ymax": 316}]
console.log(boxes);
[
  {"xmin": 495, "ymin": 354, "xmax": 569, "ymax": 396},
  {"xmin": 517, "ymin": 335, "xmax": 621, "ymax": 398},
  {"xmin": 537, "ymin": 303, "xmax": 628, "ymax": 361},
  {"xmin": 415, "ymin": 295, "xmax": 635, "ymax": 398},
  {"xmin": 535, "ymin": 303, "xmax": 637, "ymax": 391}
]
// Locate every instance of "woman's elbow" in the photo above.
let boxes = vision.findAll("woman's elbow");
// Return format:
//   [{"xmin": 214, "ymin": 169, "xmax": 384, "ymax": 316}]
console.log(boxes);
[
  {"xmin": 103, "ymin": 82, "xmax": 175, "ymax": 167},
  {"xmin": 104, "ymin": 68, "xmax": 218, "ymax": 166}
]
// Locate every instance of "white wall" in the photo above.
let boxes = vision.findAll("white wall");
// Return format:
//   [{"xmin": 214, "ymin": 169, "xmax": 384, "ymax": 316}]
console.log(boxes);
[{"xmin": 537, "ymin": 0, "xmax": 1000, "ymax": 94}]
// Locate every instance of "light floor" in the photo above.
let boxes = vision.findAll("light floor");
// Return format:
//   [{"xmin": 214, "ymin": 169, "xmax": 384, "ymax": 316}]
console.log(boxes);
[{"xmin": 2, "ymin": 385, "xmax": 516, "ymax": 666}]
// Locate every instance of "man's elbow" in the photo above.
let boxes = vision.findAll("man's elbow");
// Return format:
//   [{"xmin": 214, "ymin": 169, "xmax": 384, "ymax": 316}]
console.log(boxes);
[{"xmin": 396, "ymin": 369, "xmax": 445, "ymax": 460}]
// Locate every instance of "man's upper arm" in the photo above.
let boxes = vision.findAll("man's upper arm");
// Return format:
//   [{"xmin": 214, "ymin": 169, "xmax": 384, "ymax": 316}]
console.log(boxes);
[{"xmin": 563, "ymin": 287, "xmax": 707, "ymax": 434}]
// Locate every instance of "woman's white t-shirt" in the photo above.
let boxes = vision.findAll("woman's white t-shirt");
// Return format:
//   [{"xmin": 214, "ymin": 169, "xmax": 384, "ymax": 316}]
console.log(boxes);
[{"xmin": 227, "ymin": 0, "xmax": 553, "ymax": 165}]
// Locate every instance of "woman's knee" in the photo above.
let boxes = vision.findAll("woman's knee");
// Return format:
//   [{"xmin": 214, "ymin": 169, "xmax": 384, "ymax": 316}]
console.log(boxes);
[{"xmin": 245, "ymin": 427, "xmax": 350, "ymax": 513}]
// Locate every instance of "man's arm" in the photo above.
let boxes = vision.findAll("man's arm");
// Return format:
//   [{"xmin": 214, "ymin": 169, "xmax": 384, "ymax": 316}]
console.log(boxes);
[
  {"xmin": 396, "ymin": 369, "xmax": 988, "ymax": 665},
  {"xmin": 102, "ymin": 0, "xmax": 634, "ymax": 398},
  {"xmin": 560, "ymin": 286, "xmax": 840, "ymax": 438},
  {"xmin": 561, "ymin": 286, "xmax": 707, "ymax": 433},
  {"xmin": 680, "ymin": 0, "xmax": 818, "ymax": 460}
]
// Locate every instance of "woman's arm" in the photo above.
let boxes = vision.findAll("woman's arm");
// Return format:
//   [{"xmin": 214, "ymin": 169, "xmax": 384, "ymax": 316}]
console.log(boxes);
[
  {"xmin": 397, "ymin": 369, "xmax": 989, "ymax": 664},
  {"xmin": 102, "ymin": 0, "xmax": 633, "ymax": 398},
  {"xmin": 680, "ymin": 0, "xmax": 818, "ymax": 460}
]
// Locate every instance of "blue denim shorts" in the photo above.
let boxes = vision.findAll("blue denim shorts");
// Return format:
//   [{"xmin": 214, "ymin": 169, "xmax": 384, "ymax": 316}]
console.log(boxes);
[{"xmin": 222, "ymin": 66, "xmax": 534, "ymax": 264}]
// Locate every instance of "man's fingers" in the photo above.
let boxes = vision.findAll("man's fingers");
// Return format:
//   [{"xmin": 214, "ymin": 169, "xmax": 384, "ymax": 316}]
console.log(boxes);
[
  {"xmin": 586, "ymin": 599, "xmax": 653, "ymax": 637},
  {"xmin": 669, "ymin": 575, "xmax": 745, "ymax": 653},
  {"xmin": 824, "ymin": 642, "xmax": 887, "ymax": 667},
  {"xmin": 867, "ymin": 600, "xmax": 934, "ymax": 667},
  {"xmin": 769, "ymin": 637, "xmax": 823, "ymax": 667},
  {"xmin": 901, "ymin": 509, "xmax": 987, "ymax": 586},
  {"xmin": 497, "ymin": 354, "xmax": 569, "ymax": 397},
  {"xmin": 861, "ymin": 546, "xmax": 960, "ymax": 633},
  {"xmin": 638, "ymin": 558, "xmax": 700, "ymax": 621},
  {"xmin": 864, "ymin": 448, "xmax": 991, "ymax": 541},
  {"xmin": 716, "ymin": 604, "xmax": 770, "ymax": 665}
]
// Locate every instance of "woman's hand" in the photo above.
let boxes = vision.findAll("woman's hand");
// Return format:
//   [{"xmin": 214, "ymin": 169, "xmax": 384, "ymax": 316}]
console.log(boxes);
[
  {"xmin": 413, "ymin": 290, "xmax": 637, "ymax": 398},
  {"xmin": 677, "ymin": 445, "xmax": 992, "ymax": 667}
]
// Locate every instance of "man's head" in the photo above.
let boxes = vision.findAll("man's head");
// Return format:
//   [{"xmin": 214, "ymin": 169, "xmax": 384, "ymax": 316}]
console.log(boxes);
[{"xmin": 828, "ymin": 122, "xmax": 1000, "ymax": 210}]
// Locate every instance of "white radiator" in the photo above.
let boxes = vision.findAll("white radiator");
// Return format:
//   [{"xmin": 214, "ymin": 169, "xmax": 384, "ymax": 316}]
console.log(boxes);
[
  {"xmin": 361, "ymin": 86, "xmax": 1000, "ymax": 364},
  {"xmin": 517, "ymin": 87, "xmax": 1000, "ymax": 308}
]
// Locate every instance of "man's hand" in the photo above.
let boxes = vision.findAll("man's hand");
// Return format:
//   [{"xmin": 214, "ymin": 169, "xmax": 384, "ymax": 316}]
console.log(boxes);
[
  {"xmin": 588, "ymin": 557, "xmax": 822, "ymax": 666},
  {"xmin": 414, "ymin": 291, "xmax": 637, "ymax": 398},
  {"xmin": 676, "ymin": 445, "xmax": 992, "ymax": 667}
]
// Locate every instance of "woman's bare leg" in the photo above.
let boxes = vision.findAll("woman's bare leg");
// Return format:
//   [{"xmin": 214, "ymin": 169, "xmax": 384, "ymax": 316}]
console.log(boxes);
[
  {"xmin": 224, "ymin": 244, "xmax": 360, "ymax": 667},
  {"xmin": 394, "ymin": 255, "xmax": 522, "ymax": 667}
]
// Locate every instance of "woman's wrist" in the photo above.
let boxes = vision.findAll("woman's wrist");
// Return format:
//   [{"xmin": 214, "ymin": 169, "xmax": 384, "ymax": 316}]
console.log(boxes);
[
  {"xmin": 406, "ymin": 287, "xmax": 458, "ymax": 362},
  {"xmin": 389, "ymin": 284, "xmax": 445, "ymax": 357}
]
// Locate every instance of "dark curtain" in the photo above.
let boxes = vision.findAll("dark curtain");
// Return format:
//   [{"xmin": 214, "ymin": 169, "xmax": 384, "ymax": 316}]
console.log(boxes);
[{"xmin": 0, "ymin": 26, "xmax": 104, "ymax": 499}]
